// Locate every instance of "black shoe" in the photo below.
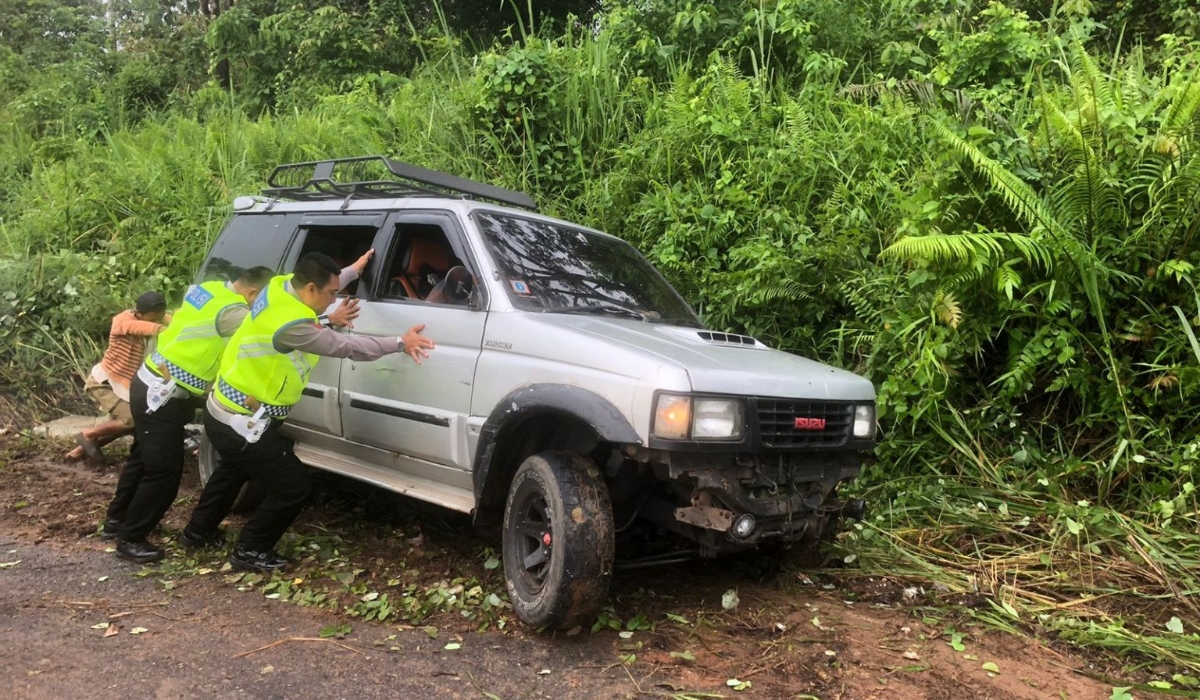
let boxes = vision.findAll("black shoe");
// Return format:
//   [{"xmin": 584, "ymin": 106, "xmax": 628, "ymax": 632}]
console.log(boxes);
[
  {"xmin": 229, "ymin": 544, "xmax": 288, "ymax": 573},
  {"xmin": 100, "ymin": 519, "xmax": 121, "ymax": 540},
  {"xmin": 115, "ymin": 539, "xmax": 165, "ymax": 564},
  {"xmin": 180, "ymin": 526, "xmax": 226, "ymax": 550}
]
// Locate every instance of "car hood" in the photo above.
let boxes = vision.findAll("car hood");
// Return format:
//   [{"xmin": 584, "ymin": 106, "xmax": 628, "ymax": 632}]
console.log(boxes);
[{"xmin": 529, "ymin": 314, "xmax": 875, "ymax": 401}]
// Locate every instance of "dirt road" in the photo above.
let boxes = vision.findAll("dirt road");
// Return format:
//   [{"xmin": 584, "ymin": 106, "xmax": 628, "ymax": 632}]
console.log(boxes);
[{"xmin": 0, "ymin": 434, "xmax": 1114, "ymax": 699}]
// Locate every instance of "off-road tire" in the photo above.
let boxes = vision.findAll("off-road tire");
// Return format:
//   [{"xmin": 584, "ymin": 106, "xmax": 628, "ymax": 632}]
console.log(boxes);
[
  {"xmin": 197, "ymin": 433, "xmax": 267, "ymax": 515},
  {"xmin": 502, "ymin": 451, "xmax": 614, "ymax": 631}
]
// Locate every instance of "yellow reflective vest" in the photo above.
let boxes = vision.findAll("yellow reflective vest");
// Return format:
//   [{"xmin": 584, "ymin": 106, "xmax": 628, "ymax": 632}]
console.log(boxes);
[
  {"xmin": 213, "ymin": 275, "xmax": 319, "ymax": 418},
  {"xmin": 148, "ymin": 281, "xmax": 246, "ymax": 395}
]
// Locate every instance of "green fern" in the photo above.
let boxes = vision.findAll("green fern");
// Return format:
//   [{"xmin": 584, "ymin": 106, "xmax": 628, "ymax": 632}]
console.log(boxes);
[
  {"xmin": 756, "ymin": 279, "xmax": 811, "ymax": 303},
  {"xmin": 1160, "ymin": 70, "xmax": 1200, "ymax": 138},
  {"xmin": 841, "ymin": 280, "xmax": 884, "ymax": 326},
  {"xmin": 993, "ymin": 327, "xmax": 1052, "ymax": 397},
  {"xmin": 882, "ymin": 231, "xmax": 1052, "ymax": 271},
  {"xmin": 995, "ymin": 264, "xmax": 1022, "ymax": 301},
  {"xmin": 932, "ymin": 121, "xmax": 1074, "ymax": 246},
  {"xmin": 780, "ymin": 97, "xmax": 813, "ymax": 144}
]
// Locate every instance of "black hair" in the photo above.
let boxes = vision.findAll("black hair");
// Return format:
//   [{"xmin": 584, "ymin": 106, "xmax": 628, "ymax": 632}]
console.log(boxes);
[
  {"xmin": 236, "ymin": 265, "xmax": 275, "ymax": 289},
  {"xmin": 136, "ymin": 291, "xmax": 167, "ymax": 313},
  {"xmin": 292, "ymin": 252, "xmax": 340, "ymax": 289}
]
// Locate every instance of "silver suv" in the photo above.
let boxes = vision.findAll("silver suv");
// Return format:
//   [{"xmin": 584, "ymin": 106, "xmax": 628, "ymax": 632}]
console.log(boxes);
[{"xmin": 196, "ymin": 156, "xmax": 877, "ymax": 630}]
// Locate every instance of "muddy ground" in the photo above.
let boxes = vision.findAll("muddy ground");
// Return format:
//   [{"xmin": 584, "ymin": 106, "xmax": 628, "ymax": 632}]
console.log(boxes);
[{"xmin": 0, "ymin": 430, "xmax": 1118, "ymax": 699}]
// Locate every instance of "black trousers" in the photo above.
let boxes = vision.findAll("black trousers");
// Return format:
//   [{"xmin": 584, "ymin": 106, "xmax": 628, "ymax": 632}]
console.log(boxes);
[
  {"xmin": 110, "ymin": 374, "xmax": 205, "ymax": 542},
  {"xmin": 186, "ymin": 407, "xmax": 311, "ymax": 553}
]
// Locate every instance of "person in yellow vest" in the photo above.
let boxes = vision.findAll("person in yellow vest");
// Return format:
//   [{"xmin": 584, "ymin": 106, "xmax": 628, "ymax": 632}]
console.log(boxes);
[
  {"xmin": 182, "ymin": 252, "xmax": 434, "ymax": 573},
  {"xmin": 108, "ymin": 251, "xmax": 371, "ymax": 563},
  {"xmin": 104, "ymin": 266, "xmax": 273, "ymax": 562}
]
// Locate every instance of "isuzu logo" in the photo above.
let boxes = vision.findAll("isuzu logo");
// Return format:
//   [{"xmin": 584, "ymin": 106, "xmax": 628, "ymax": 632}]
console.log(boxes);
[{"xmin": 794, "ymin": 417, "xmax": 826, "ymax": 431}]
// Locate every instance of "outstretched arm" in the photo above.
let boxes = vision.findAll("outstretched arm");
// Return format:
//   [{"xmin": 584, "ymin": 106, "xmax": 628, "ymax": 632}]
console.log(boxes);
[
  {"xmin": 276, "ymin": 320, "xmax": 435, "ymax": 363},
  {"xmin": 116, "ymin": 315, "xmax": 167, "ymax": 337},
  {"xmin": 276, "ymin": 322, "xmax": 401, "ymax": 361}
]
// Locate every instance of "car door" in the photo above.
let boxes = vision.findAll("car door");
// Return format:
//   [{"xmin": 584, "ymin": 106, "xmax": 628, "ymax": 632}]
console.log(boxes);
[
  {"xmin": 279, "ymin": 212, "xmax": 384, "ymax": 437},
  {"xmin": 339, "ymin": 210, "xmax": 487, "ymax": 470}
]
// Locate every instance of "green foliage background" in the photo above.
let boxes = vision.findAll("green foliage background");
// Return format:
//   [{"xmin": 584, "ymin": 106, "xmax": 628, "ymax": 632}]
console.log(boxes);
[{"xmin": 3, "ymin": 0, "xmax": 1200, "ymax": 676}]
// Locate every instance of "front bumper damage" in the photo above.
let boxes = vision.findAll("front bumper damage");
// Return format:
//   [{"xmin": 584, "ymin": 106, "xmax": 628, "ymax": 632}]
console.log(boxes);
[{"xmin": 634, "ymin": 449, "xmax": 868, "ymax": 555}]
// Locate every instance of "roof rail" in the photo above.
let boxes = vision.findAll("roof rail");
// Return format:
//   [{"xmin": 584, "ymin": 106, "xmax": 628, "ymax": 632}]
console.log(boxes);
[{"xmin": 261, "ymin": 155, "xmax": 538, "ymax": 211}]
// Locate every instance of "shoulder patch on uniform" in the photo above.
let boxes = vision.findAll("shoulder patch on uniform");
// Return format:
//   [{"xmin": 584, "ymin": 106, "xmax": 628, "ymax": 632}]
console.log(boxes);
[
  {"xmin": 250, "ymin": 284, "xmax": 270, "ymax": 319},
  {"xmin": 184, "ymin": 285, "xmax": 215, "ymax": 310}
]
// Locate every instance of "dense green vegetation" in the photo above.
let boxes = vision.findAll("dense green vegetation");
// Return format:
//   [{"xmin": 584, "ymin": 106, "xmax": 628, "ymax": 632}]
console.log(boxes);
[{"xmin": 3, "ymin": 0, "xmax": 1199, "ymax": 683}]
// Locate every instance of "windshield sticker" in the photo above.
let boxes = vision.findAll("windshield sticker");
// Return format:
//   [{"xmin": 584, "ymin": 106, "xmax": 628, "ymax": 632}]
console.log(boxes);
[{"xmin": 509, "ymin": 280, "xmax": 534, "ymax": 296}]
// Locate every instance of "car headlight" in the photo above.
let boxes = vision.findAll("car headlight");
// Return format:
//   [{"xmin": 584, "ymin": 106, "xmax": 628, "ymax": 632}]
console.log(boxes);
[
  {"xmin": 653, "ymin": 394, "xmax": 743, "ymax": 440},
  {"xmin": 853, "ymin": 404, "xmax": 876, "ymax": 438},
  {"xmin": 653, "ymin": 394, "xmax": 691, "ymax": 440},
  {"xmin": 693, "ymin": 398, "xmax": 743, "ymax": 439}
]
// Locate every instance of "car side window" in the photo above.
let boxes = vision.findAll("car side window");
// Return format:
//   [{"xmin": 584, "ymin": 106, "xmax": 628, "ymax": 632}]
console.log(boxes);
[
  {"xmin": 200, "ymin": 213, "xmax": 302, "ymax": 283},
  {"xmin": 379, "ymin": 221, "xmax": 478, "ymax": 307},
  {"xmin": 292, "ymin": 224, "xmax": 378, "ymax": 296}
]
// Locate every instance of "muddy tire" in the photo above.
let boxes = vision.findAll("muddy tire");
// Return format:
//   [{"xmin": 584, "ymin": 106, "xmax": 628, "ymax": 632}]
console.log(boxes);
[
  {"xmin": 197, "ymin": 433, "xmax": 267, "ymax": 515},
  {"xmin": 502, "ymin": 451, "xmax": 614, "ymax": 631}
]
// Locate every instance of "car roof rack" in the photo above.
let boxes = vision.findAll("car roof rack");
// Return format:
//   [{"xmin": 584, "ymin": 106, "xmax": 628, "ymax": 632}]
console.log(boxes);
[{"xmin": 261, "ymin": 155, "xmax": 538, "ymax": 211}]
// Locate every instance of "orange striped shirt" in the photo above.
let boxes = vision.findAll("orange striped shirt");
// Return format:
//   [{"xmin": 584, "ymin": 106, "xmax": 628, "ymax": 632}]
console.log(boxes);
[{"xmin": 99, "ymin": 310, "xmax": 165, "ymax": 389}]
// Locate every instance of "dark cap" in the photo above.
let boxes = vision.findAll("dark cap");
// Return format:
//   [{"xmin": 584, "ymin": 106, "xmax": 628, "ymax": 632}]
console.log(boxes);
[{"xmin": 135, "ymin": 291, "xmax": 167, "ymax": 314}]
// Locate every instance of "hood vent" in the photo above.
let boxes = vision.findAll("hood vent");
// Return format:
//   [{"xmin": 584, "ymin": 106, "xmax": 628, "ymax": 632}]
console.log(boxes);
[
  {"xmin": 657, "ymin": 326, "xmax": 766, "ymax": 348},
  {"xmin": 697, "ymin": 331, "xmax": 759, "ymax": 346}
]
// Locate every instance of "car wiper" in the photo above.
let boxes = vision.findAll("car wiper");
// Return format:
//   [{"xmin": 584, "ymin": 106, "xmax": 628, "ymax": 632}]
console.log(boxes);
[{"xmin": 550, "ymin": 304, "xmax": 647, "ymax": 321}]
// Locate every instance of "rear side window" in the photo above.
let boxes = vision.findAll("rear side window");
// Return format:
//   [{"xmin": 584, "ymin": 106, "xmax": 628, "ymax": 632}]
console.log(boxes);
[
  {"xmin": 199, "ymin": 213, "xmax": 302, "ymax": 282},
  {"xmin": 291, "ymin": 224, "xmax": 378, "ymax": 296}
]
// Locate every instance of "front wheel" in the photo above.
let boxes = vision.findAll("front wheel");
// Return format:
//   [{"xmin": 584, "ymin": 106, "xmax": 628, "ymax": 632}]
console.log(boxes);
[{"xmin": 502, "ymin": 451, "xmax": 614, "ymax": 630}]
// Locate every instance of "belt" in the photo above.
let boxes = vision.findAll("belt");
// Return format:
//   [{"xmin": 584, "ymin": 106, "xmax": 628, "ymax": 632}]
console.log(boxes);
[
  {"xmin": 137, "ymin": 363, "xmax": 193, "ymax": 400},
  {"xmin": 205, "ymin": 393, "xmax": 242, "ymax": 427},
  {"xmin": 145, "ymin": 353, "xmax": 209, "ymax": 395},
  {"xmin": 215, "ymin": 379, "xmax": 292, "ymax": 419}
]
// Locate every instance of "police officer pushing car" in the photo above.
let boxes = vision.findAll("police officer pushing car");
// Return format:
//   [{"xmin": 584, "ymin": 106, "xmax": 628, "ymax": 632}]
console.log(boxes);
[
  {"xmin": 107, "ymin": 267, "xmax": 273, "ymax": 563},
  {"xmin": 109, "ymin": 251, "xmax": 374, "ymax": 564},
  {"xmin": 183, "ymin": 252, "xmax": 434, "ymax": 573}
]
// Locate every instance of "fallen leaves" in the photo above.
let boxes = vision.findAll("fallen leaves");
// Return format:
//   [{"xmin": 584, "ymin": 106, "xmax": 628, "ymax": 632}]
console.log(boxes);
[
  {"xmin": 721, "ymin": 589, "xmax": 739, "ymax": 611},
  {"xmin": 319, "ymin": 624, "xmax": 351, "ymax": 639}
]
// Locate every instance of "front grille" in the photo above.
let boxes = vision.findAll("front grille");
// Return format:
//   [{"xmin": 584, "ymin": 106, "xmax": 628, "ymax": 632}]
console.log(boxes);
[{"xmin": 756, "ymin": 399, "xmax": 853, "ymax": 449}]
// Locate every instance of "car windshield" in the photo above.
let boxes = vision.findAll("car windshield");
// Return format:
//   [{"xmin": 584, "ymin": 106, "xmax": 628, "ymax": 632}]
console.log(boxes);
[{"xmin": 474, "ymin": 211, "xmax": 703, "ymax": 327}]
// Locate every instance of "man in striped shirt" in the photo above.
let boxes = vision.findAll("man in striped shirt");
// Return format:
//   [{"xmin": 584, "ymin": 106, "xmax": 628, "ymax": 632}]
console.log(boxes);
[{"xmin": 66, "ymin": 292, "xmax": 169, "ymax": 462}]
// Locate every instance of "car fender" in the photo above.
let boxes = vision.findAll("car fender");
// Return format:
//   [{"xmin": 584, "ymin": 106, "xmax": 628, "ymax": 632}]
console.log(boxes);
[{"xmin": 472, "ymin": 384, "xmax": 642, "ymax": 519}]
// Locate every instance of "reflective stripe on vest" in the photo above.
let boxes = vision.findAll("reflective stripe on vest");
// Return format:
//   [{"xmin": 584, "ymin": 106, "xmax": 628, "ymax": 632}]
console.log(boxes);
[
  {"xmin": 150, "ymin": 281, "xmax": 246, "ymax": 395},
  {"xmin": 214, "ymin": 274, "xmax": 319, "ymax": 417}
]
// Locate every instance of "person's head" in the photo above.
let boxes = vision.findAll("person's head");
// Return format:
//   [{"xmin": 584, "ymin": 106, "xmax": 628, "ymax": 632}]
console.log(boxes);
[
  {"xmin": 231, "ymin": 266, "xmax": 275, "ymax": 304},
  {"xmin": 135, "ymin": 291, "xmax": 167, "ymax": 323},
  {"xmin": 292, "ymin": 252, "xmax": 341, "ymax": 313}
]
